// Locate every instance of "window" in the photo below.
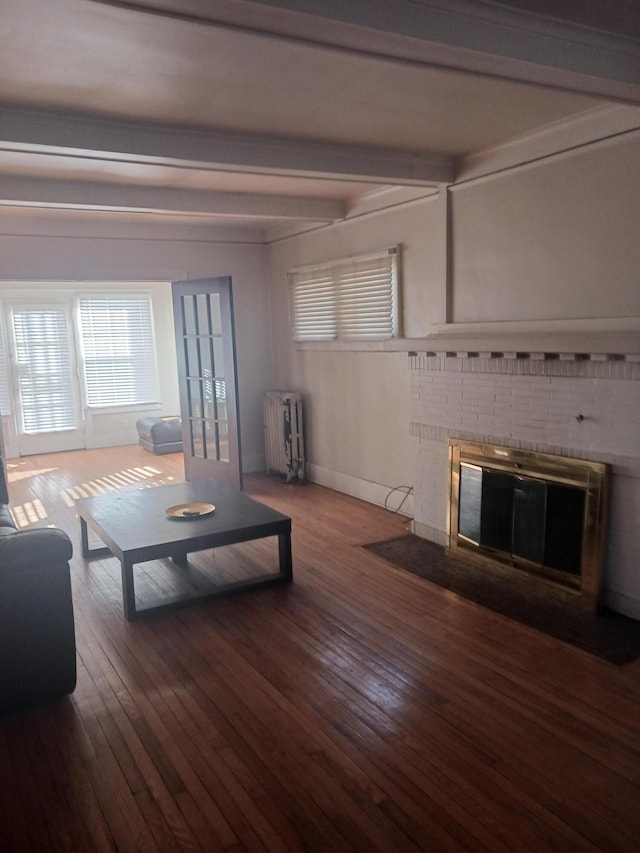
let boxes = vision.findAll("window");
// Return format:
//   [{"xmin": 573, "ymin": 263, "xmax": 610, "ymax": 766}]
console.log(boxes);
[
  {"xmin": 290, "ymin": 246, "xmax": 400, "ymax": 342},
  {"xmin": 78, "ymin": 295, "xmax": 160, "ymax": 407}
]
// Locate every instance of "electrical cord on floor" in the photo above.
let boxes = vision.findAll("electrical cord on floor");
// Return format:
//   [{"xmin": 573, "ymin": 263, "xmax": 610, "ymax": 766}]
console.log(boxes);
[{"xmin": 384, "ymin": 485, "xmax": 414, "ymax": 528}]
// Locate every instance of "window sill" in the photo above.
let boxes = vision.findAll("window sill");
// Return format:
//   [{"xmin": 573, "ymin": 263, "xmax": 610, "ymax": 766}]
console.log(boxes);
[
  {"xmin": 85, "ymin": 403, "xmax": 163, "ymax": 414},
  {"xmin": 295, "ymin": 340, "xmax": 392, "ymax": 352}
]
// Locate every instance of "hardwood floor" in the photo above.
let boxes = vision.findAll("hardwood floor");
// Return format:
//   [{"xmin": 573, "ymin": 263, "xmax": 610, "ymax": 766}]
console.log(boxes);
[{"xmin": 1, "ymin": 445, "xmax": 639, "ymax": 852}]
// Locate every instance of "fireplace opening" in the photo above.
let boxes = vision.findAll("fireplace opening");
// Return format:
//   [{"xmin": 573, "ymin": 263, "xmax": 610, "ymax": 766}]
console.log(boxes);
[{"xmin": 449, "ymin": 441, "xmax": 609, "ymax": 608}]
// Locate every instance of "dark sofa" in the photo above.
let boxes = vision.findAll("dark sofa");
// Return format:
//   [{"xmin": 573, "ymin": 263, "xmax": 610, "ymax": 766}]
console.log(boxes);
[{"xmin": 0, "ymin": 457, "xmax": 77, "ymax": 715}]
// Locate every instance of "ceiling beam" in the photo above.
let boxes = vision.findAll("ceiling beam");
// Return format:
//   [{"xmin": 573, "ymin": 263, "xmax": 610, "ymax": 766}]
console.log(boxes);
[
  {"xmin": 0, "ymin": 109, "xmax": 454, "ymax": 186},
  {"xmin": 96, "ymin": 0, "xmax": 640, "ymax": 104},
  {"xmin": 0, "ymin": 176, "xmax": 346, "ymax": 221}
]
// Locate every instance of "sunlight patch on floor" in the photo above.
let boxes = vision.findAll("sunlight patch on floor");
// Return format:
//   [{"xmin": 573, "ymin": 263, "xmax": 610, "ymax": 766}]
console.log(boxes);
[
  {"xmin": 4, "ymin": 459, "xmax": 178, "ymax": 524},
  {"xmin": 11, "ymin": 499, "xmax": 49, "ymax": 528},
  {"xmin": 58, "ymin": 464, "xmax": 174, "ymax": 507},
  {"xmin": 6, "ymin": 465, "xmax": 58, "ymax": 483}
]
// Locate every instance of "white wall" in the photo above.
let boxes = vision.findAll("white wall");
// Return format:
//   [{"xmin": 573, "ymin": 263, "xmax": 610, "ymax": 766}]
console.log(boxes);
[
  {"xmin": 0, "ymin": 214, "xmax": 272, "ymax": 471},
  {"xmin": 450, "ymin": 134, "xmax": 640, "ymax": 323},
  {"xmin": 267, "ymin": 193, "xmax": 444, "ymax": 510}
]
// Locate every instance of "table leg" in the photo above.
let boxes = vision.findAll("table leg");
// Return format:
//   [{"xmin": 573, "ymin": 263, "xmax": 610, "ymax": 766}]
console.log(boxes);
[
  {"xmin": 121, "ymin": 556, "xmax": 137, "ymax": 620},
  {"xmin": 79, "ymin": 515, "xmax": 112, "ymax": 558},
  {"xmin": 278, "ymin": 530, "xmax": 293, "ymax": 581},
  {"xmin": 80, "ymin": 516, "xmax": 90, "ymax": 558}
]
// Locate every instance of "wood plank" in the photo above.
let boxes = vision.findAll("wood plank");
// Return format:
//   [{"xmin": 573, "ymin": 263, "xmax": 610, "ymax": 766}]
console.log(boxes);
[{"xmin": 1, "ymin": 445, "xmax": 639, "ymax": 851}]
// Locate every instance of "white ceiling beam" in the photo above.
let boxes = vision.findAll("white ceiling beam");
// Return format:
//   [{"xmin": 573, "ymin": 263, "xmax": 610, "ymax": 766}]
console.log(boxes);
[
  {"xmin": 0, "ymin": 109, "xmax": 454, "ymax": 186},
  {"xmin": 104, "ymin": 0, "xmax": 640, "ymax": 103},
  {"xmin": 0, "ymin": 176, "xmax": 346, "ymax": 221}
]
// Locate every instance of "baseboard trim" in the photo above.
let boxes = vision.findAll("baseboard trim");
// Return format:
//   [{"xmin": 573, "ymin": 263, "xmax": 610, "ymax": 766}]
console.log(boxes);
[
  {"xmin": 306, "ymin": 463, "xmax": 413, "ymax": 518},
  {"xmin": 602, "ymin": 589, "xmax": 640, "ymax": 621}
]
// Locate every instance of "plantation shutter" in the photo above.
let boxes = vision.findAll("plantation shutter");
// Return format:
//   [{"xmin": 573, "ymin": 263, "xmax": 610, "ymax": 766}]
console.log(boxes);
[
  {"xmin": 12, "ymin": 307, "xmax": 77, "ymax": 432},
  {"xmin": 79, "ymin": 295, "xmax": 159, "ymax": 407},
  {"xmin": 290, "ymin": 247, "xmax": 399, "ymax": 341}
]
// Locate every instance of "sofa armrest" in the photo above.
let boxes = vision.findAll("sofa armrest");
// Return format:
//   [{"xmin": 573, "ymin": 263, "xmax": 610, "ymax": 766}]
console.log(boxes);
[
  {"xmin": 0, "ymin": 527, "xmax": 76, "ymax": 715},
  {"xmin": 0, "ymin": 528, "xmax": 73, "ymax": 573}
]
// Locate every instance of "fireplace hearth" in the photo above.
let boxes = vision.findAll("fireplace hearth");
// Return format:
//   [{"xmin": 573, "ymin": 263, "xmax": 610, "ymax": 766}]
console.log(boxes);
[{"xmin": 448, "ymin": 440, "xmax": 609, "ymax": 609}]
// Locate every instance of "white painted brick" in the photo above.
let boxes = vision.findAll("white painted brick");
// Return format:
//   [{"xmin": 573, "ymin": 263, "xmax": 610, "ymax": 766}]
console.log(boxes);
[
  {"xmin": 492, "ymin": 389, "xmax": 513, "ymax": 402},
  {"xmin": 464, "ymin": 373, "xmax": 498, "ymax": 386},
  {"xmin": 511, "ymin": 385, "xmax": 535, "ymax": 398},
  {"xmin": 509, "ymin": 399, "xmax": 535, "ymax": 414}
]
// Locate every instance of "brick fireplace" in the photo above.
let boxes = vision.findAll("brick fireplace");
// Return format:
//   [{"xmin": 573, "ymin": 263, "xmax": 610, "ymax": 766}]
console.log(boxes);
[{"xmin": 409, "ymin": 350, "xmax": 640, "ymax": 619}]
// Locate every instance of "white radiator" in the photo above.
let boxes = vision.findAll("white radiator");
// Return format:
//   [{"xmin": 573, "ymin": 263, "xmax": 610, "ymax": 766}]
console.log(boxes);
[{"xmin": 263, "ymin": 391, "xmax": 305, "ymax": 481}]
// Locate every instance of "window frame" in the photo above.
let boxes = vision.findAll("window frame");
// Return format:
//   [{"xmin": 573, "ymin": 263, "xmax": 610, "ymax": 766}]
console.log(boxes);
[
  {"xmin": 0, "ymin": 305, "xmax": 11, "ymax": 417},
  {"xmin": 77, "ymin": 292, "xmax": 161, "ymax": 410}
]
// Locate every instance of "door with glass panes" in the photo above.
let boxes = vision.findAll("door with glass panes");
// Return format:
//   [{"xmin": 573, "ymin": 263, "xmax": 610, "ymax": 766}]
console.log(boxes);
[
  {"xmin": 172, "ymin": 277, "xmax": 242, "ymax": 489},
  {"xmin": 7, "ymin": 302, "xmax": 84, "ymax": 456}
]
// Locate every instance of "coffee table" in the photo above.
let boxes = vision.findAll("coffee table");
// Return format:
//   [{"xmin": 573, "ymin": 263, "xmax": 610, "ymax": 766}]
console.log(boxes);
[{"xmin": 76, "ymin": 479, "xmax": 292, "ymax": 620}]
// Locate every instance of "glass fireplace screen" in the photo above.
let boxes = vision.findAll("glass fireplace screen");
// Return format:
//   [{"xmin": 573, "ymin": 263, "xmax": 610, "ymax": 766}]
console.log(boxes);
[{"xmin": 448, "ymin": 440, "xmax": 609, "ymax": 607}]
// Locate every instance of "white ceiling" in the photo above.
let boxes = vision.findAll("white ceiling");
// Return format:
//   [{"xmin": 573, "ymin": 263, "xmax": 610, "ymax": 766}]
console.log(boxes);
[{"xmin": 1, "ymin": 0, "xmax": 639, "ymax": 235}]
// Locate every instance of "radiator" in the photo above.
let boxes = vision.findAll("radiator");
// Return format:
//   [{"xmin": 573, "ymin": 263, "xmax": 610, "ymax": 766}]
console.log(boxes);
[{"xmin": 263, "ymin": 391, "xmax": 305, "ymax": 481}]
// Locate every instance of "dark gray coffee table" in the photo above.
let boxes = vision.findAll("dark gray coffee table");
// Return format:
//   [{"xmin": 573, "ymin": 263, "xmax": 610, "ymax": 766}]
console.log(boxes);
[{"xmin": 76, "ymin": 479, "xmax": 292, "ymax": 620}]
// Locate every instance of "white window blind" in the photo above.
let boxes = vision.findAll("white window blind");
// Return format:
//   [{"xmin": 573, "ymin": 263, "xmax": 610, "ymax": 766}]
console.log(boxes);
[
  {"xmin": 12, "ymin": 307, "xmax": 77, "ymax": 433},
  {"xmin": 0, "ymin": 313, "xmax": 10, "ymax": 416},
  {"xmin": 78, "ymin": 295, "xmax": 159, "ymax": 407},
  {"xmin": 290, "ymin": 247, "xmax": 400, "ymax": 342}
]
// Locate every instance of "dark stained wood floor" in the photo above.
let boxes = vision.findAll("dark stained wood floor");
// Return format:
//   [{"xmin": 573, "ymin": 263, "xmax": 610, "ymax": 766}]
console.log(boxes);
[{"xmin": 1, "ymin": 445, "xmax": 639, "ymax": 852}]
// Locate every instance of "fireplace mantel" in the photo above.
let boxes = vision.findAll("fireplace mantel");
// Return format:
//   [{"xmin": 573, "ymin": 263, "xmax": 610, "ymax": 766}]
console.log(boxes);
[{"xmin": 384, "ymin": 317, "xmax": 640, "ymax": 356}]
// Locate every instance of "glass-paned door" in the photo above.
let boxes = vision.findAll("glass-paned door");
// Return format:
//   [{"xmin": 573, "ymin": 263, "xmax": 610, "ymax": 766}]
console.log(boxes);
[
  {"xmin": 172, "ymin": 277, "xmax": 242, "ymax": 488},
  {"xmin": 8, "ymin": 303, "xmax": 84, "ymax": 455}
]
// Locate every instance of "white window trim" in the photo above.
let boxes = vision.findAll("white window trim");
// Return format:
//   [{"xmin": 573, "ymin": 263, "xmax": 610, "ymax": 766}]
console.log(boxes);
[
  {"xmin": 77, "ymin": 292, "xmax": 161, "ymax": 410},
  {"xmin": 0, "ymin": 302, "xmax": 11, "ymax": 417}
]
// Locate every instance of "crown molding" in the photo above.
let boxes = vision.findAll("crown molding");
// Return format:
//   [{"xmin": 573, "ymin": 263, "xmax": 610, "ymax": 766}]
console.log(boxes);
[{"xmin": 456, "ymin": 103, "xmax": 640, "ymax": 182}]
